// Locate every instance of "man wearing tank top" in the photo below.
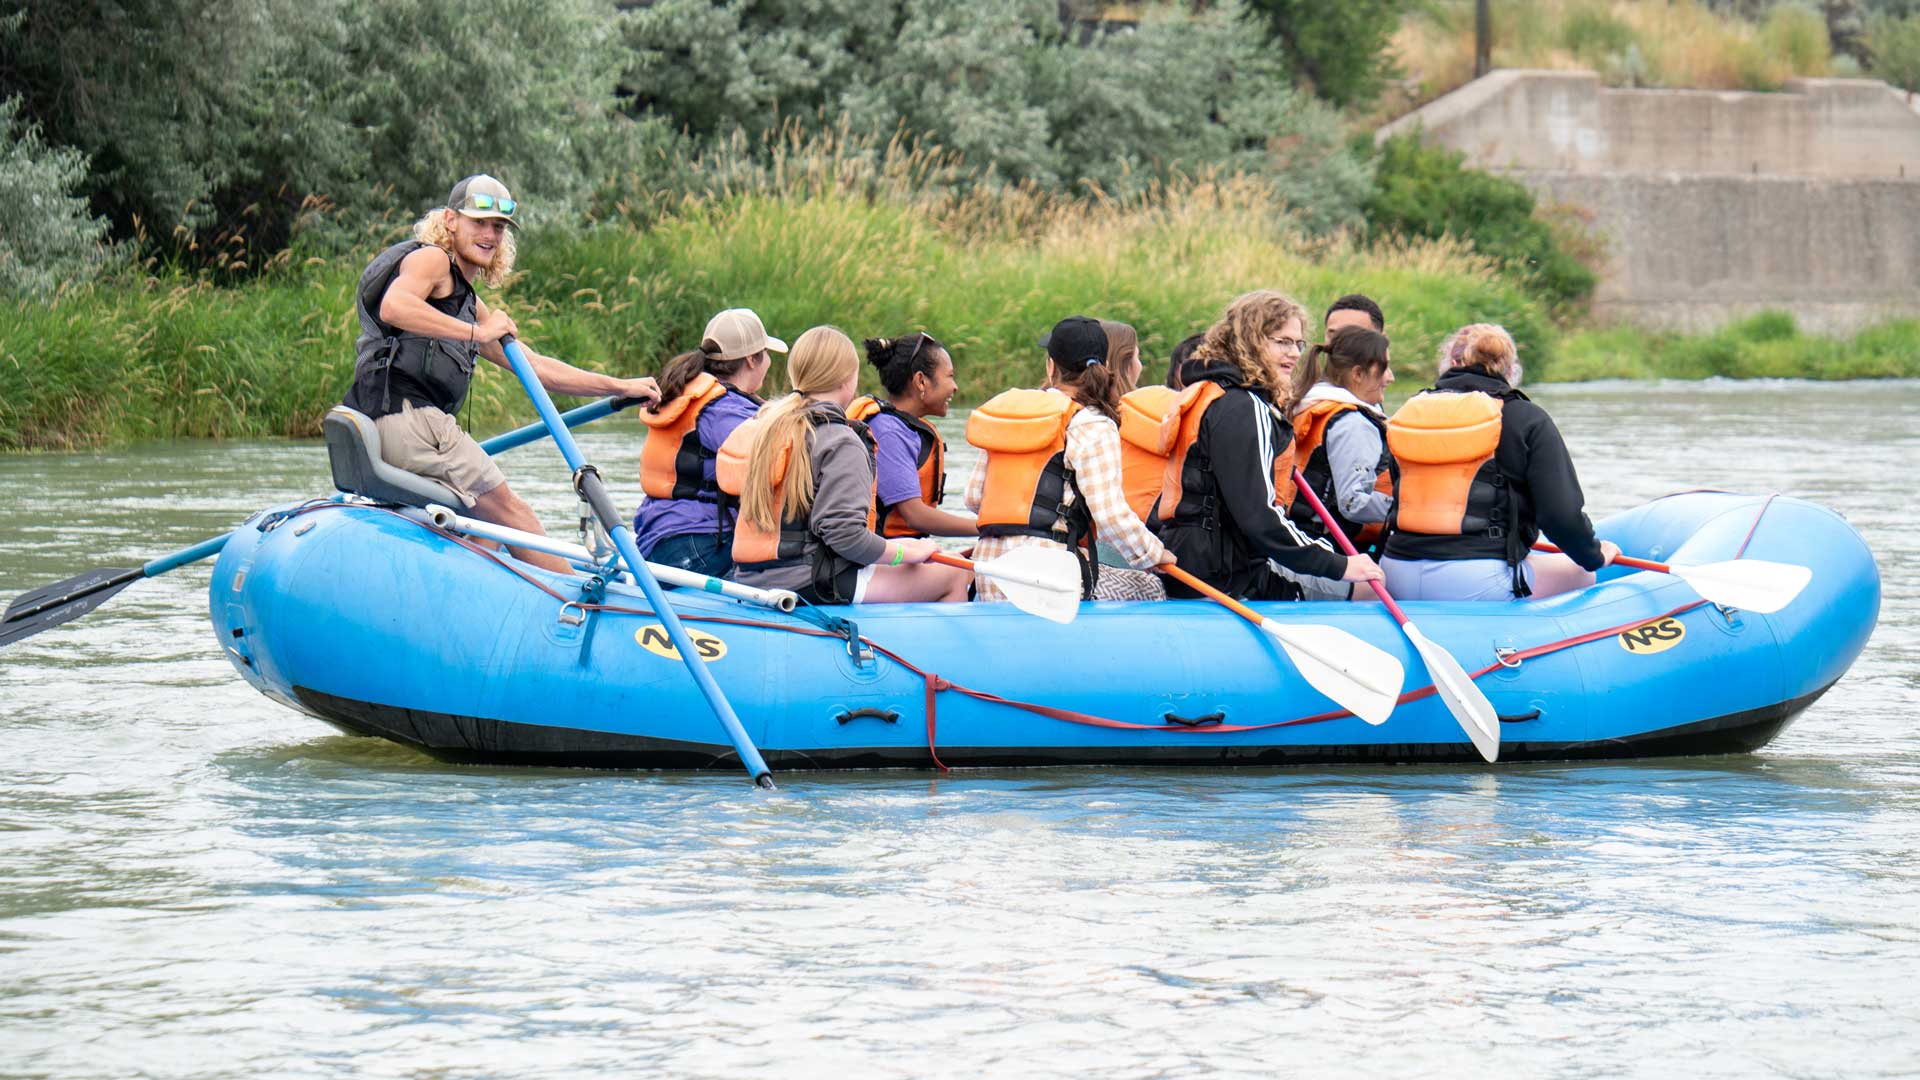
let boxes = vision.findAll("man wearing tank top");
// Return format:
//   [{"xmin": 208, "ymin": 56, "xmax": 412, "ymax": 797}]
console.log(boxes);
[{"xmin": 341, "ymin": 175, "xmax": 659, "ymax": 573}]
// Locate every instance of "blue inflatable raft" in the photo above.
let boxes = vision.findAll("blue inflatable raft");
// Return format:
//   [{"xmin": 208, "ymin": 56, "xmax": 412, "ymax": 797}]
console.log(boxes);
[{"xmin": 208, "ymin": 491, "xmax": 1878, "ymax": 771}]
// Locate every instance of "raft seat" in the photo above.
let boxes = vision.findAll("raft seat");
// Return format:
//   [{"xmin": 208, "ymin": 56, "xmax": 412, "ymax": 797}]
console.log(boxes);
[{"xmin": 323, "ymin": 406, "xmax": 465, "ymax": 509}]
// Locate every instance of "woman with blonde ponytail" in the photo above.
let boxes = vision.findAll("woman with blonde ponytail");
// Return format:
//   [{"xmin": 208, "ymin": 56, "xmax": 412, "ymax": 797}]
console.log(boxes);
[
  {"xmin": 1380, "ymin": 325, "xmax": 1617, "ymax": 601},
  {"xmin": 722, "ymin": 327, "xmax": 970, "ymax": 605}
]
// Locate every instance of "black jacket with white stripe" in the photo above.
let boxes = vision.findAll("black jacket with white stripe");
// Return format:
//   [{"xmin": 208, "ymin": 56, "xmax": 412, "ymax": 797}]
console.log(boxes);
[{"xmin": 1150, "ymin": 366, "xmax": 1348, "ymax": 598}]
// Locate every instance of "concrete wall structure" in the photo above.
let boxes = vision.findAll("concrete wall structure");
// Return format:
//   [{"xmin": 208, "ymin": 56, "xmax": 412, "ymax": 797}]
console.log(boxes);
[{"xmin": 1379, "ymin": 70, "xmax": 1920, "ymax": 333}]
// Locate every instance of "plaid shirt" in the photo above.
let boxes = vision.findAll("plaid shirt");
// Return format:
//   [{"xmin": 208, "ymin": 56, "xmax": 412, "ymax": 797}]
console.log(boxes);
[{"xmin": 965, "ymin": 390, "xmax": 1166, "ymax": 602}]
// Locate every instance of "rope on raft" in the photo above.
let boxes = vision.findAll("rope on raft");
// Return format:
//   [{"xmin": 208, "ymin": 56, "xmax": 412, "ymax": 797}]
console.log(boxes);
[{"xmin": 277, "ymin": 494, "xmax": 1781, "ymax": 772}]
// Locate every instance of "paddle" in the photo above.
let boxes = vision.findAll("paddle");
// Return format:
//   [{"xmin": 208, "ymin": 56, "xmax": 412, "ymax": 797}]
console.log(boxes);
[
  {"xmin": 414, "ymin": 503, "xmax": 800, "ymax": 613},
  {"xmin": 502, "ymin": 339, "xmax": 774, "ymax": 789},
  {"xmin": 1291, "ymin": 471, "xmax": 1500, "ymax": 762},
  {"xmin": 1533, "ymin": 542, "xmax": 1811, "ymax": 614},
  {"xmin": 930, "ymin": 548, "xmax": 1082, "ymax": 624},
  {"xmin": 0, "ymin": 394, "xmax": 649, "ymax": 651},
  {"xmin": 1160, "ymin": 563, "xmax": 1403, "ymax": 725}
]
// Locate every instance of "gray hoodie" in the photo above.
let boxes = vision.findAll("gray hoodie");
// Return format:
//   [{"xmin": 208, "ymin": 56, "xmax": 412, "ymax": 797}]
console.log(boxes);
[{"xmin": 732, "ymin": 402, "xmax": 890, "ymax": 595}]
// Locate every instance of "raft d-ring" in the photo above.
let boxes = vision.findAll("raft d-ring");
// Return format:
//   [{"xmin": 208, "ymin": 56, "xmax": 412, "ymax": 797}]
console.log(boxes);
[
  {"xmin": 1495, "ymin": 646, "xmax": 1522, "ymax": 669},
  {"xmin": 557, "ymin": 601, "xmax": 588, "ymax": 628}
]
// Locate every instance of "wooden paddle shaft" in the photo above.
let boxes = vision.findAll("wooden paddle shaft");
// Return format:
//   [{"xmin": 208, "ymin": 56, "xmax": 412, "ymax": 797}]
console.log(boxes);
[
  {"xmin": 1533, "ymin": 541, "xmax": 1663, "ymax": 573},
  {"xmin": 1288, "ymin": 470, "xmax": 1407, "ymax": 625}
]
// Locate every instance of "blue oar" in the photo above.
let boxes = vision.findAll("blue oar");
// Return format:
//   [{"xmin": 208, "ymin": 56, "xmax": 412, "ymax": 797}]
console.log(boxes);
[
  {"xmin": 0, "ymin": 393, "xmax": 649, "ymax": 650},
  {"xmin": 501, "ymin": 339, "xmax": 775, "ymax": 789}
]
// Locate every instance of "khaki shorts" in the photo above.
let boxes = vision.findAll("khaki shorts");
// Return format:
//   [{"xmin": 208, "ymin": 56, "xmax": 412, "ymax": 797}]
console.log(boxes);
[{"xmin": 373, "ymin": 401, "xmax": 505, "ymax": 508}]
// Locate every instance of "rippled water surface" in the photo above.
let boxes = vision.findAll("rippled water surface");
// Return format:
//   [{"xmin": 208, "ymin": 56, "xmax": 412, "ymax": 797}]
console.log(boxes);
[{"xmin": 3, "ymin": 380, "xmax": 1917, "ymax": 1078}]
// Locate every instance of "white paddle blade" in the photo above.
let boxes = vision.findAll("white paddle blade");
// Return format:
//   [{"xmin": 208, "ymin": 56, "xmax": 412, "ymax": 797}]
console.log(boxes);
[
  {"xmin": 1260, "ymin": 622, "xmax": 1405, "ymax": 726},
  {"xmin": 974, "ymin": 546, "xmax": 1082, "ymax": 625},
  {"xmin": 1672, "ymin": 559, "xmax": 1811, "ymax": 615},
  {"xmin": 1402, "ymin": 621, "xmax": 1500, "ymax": 763}
]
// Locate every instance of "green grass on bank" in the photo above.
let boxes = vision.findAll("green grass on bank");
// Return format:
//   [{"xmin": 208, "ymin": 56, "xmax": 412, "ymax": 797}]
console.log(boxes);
[
  {"xmin": 1556, "ymin": 312, "xmax": 1920, "ymax": 382},
  {"xmin": 0, "ymin": 179, "xmax": 1546, "ymax": 450},
  {"xmin": 4, "ymin": 179, "xmax": 1917, "ymax": 451}
]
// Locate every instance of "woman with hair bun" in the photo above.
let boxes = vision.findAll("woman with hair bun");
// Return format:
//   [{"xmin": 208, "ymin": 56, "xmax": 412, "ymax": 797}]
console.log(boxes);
[
  {"xmin": 1381, "ymin": 326, "xmax": 1617, "ymax": 601},
  {"xmin": 718, "ymin": 327, "xmax": 970, "ymax": 605},
  {"xmin": 847, "ymin": 332, "xmax": 976, "ymax": 540},
  {"xmin": 965, "ymin": 315, "xmax": 1174, "ymax": 603}
]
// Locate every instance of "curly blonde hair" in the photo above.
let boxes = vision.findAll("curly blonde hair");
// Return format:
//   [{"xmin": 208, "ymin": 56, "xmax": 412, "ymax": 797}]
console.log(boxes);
[
  {"xmin": 412, "ymin": 209, "xmax": 516, "ymax": 289},
  {"xmin": 1193, "ymin": 290, "xmax": 1308, "ymax": 407}
]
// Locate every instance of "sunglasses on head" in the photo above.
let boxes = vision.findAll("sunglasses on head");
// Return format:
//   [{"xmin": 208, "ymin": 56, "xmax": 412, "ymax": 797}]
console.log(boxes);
[
  {"xmin": 465, "ymin": 192, "xmax": 516, "ymax": 216},
  {"xmin": 904, "ymin": 333, "xmax": 931, "ymax": 368}
]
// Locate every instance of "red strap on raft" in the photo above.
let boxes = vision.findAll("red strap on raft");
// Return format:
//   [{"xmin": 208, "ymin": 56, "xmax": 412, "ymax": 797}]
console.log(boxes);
[{"xmin": 307, "ymin": 492, "xmax": 1779, "ymax": 772}]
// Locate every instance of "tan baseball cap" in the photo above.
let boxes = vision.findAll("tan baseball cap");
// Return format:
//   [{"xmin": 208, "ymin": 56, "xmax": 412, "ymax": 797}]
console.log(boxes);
[
  {"xmin": 701, "ymin": 308, "xmax": 787, "ymax": 361},
  {"xmin": 448, "ymin": 174, "xmax": 519, "ymax": 230}
]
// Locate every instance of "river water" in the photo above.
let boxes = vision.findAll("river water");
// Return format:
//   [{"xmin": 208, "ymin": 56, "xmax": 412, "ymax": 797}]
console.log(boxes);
[{"xmin": 2, "ymin": 380, "xmax": 1916, "ymax": 1078}]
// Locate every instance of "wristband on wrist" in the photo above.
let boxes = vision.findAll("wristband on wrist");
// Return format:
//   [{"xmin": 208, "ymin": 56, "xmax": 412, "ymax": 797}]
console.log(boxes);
[{"xmin": 890, "ymin": 544, "xmax": 904, "ymax": 567}]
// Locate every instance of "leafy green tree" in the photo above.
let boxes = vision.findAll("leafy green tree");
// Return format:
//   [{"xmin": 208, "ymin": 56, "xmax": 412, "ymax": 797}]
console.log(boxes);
[
  {"xmin": 1364, "ymin": 134, "xmax": 1595, "ymax": 310},
  {"xmin": 621, "ymin": 0, "xmax": 900, "ymax": 142},
  {"xmin": 0, "ymin": 97, "xmax": 111, "ymax": 296},
  {"xmin": 1240, "ymin": 0, "xmax": 1412, "ymax": 108},
  {"xmin": 1869, "ymin": 12, "xmax": 1920, "ymax": 91},
  {"xmin": 1033, "ymin": 4, "xmax": 1370, "ymax": 229}
]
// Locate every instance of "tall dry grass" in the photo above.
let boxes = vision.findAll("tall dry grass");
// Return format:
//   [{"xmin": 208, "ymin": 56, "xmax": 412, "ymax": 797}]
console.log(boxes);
[{"xmin": 1388, "ymin": 0, "xmax": 1833, "ymax": 112}]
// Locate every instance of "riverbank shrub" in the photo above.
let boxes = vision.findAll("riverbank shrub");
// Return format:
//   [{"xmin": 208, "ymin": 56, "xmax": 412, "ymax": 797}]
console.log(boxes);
[
  {"xmin": 0, "ymin": 97, "xmax": 112, "ymax": 298},
  {"xmin": 1364, "ymin": 135, "xmax": 1597, "ymax": 312},
  {"xmin": 1554, "ymin": 312, "xmax": 1920, "ymax": 380},
  {"xmin": 0, "ymin": 172, "xmax": 1546, "ymax": 450}
]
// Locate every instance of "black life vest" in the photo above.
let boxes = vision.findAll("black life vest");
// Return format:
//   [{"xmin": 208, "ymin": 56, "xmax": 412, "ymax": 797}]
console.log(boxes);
[{"xmin": 343, "ymin": 240, "xmax": 478, "ymax": 419}]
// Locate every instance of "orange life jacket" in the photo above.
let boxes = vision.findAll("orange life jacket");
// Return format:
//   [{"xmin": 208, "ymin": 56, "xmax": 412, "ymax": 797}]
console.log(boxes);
[
  {"xmin": 639, "ymin": 373, "xmax": 731, "ymax": 500},
  {"xmin": 1116, "ymin": 385, "xmax": 1176, "ymax": 521},
  {"xmin": 1290, "ymin": 397, "xmax": 1395, "ymax": 550},
  {"xmin": 846, "ymin": 395, "xmax": 947, "ymax": 539},
  {"xmin": 716, "ymin": 409, "xmax": 877, "ymax": 569},
  {"xmin": 1384, "ymin": 389, "xmax": 1510, "ymax": 539},
  {"xmin": 1153, "ymin": 380, "xmax": 1295, "ymax": 529},
  {"xmin": 965, "ymin": 388, "xmax": 1096, "ymax": 596}
]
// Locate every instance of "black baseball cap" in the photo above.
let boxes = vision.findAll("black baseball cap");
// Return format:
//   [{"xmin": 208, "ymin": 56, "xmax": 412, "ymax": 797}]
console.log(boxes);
[{"xmin": 1039, "ymin": 316, "xmax": 1108, "ymax": 371}]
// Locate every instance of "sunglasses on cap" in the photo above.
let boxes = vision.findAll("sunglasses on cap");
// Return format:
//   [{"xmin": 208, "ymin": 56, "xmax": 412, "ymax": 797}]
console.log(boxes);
[{"xmin": 464, "ymin": 192, "xmax": 516, "ymax": 217}]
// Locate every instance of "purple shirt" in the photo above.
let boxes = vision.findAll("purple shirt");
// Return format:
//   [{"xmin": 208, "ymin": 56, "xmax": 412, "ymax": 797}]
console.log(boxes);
[
  {"xmin": 867, "ymin": 410, "xmax": 928, "ymax": 510},
  {"xmin": 633, "ymin": 389, "xmax": 759, "ymax": 554}
]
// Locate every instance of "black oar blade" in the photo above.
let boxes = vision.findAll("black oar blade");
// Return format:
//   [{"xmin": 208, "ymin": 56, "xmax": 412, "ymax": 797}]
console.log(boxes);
[{"xmin": 1, "ymin": 568, "xmax": 143, "ymax": 648}]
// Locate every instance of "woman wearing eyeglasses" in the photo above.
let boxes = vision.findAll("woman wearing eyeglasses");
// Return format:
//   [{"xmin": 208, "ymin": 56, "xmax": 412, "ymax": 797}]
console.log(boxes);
[
  {"xmin": 1149, "ymin": 290, "xmax": 1384, "ymax": 601},
  {"xmin": 847, "ymin": 332, "xmax": 976, "ymax": 541}
]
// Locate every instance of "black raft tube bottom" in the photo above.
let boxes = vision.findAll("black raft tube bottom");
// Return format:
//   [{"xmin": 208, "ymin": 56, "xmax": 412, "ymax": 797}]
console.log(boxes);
[{"xmin": 290, "ymin": 682, "xmax": 1832, "ymax": 772}]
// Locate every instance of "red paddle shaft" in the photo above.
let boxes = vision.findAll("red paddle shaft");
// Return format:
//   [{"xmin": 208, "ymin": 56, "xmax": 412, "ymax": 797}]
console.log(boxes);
[
  {"xmin": 1533, "ymin": 542, "xmax": 1654, "ymax": 572},
  {"xmin": 1288, "ymin": 471, "xmax": 1408, "ymax": 625},
  {"xmin": 929, "ymin": 551, "xmax": 974, "ymax": 571}
]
